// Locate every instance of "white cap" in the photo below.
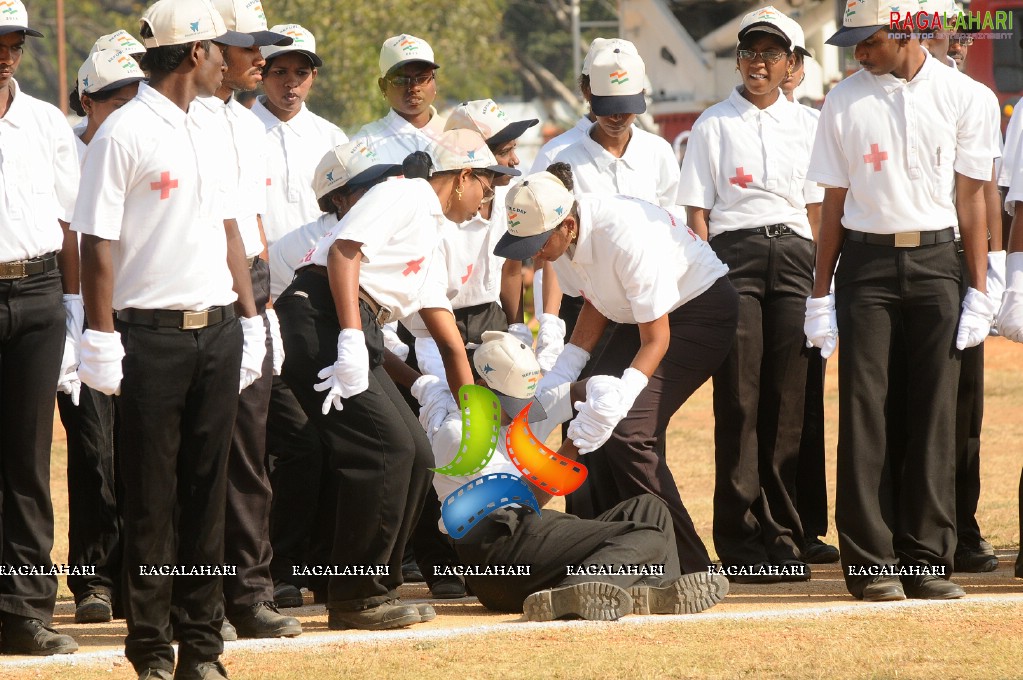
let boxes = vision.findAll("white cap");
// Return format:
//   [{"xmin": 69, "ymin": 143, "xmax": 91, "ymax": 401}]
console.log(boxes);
[
  {"xmin": 588, "ymin": 47, "xmax": 647, "ymax": 116},
  {"xmin": 473, "ymin": 331, "xmax": 547, "ymax": 421},
  {"xmin": 78, "ymin": 49, "xmax": 146, "ymax": 96},
  {"xmin": 260, "ymin": 23, "xmax": 321, "ymax": 66},
  {"xmin": 139, "ymin": 0, "xmax": 253, "ymax": 49},
  {"xmin": 444, "ymin": 99, "xmax": 539, "ymax": 147},
  {"xmin": 312, "ymin": 139, "xmax": 400, "ymax": 200},
  {"xmin": 0, "ymin": 0, "xmax": 41, "ymax": 38},
  {"xmin": 581, "ymin": 37, "xmax": 638, "ymax": 76},
  {"xmin": 828, "ymin": 0, "xmax": 920, "ymax": 47},
  {"xmin": 379, "ymin": 33, "xmax": 439, "ymax": 77},
  {"xmin": 90, "ymin": 30, "xmax": 146, "ymax": 56},
  {"xmin": 738, "ymin": 7, "xmax": 795, "ymax": 50},
  {"xmin": 211, "ymin": 0, "xmax": 292, "ymax": 47},
  {"xmin": 427, "ymin": 129, "xmax": 520, "ymax": 176},
  {"xmin": 493, "ymin": 171, "xmax": 575, "ymax": 261}
]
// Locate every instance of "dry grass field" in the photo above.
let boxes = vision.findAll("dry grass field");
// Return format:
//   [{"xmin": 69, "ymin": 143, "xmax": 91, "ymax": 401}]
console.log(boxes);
[{"xmin": 6, "ymin": 337, "xmax": 1022, "ymax": 679}]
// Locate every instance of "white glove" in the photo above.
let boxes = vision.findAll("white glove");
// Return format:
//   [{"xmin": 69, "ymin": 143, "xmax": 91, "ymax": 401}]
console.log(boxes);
[
  {"xmin": 804, "ymin": 295, "xmax": 838, "ymax": 359},
  {"xmin": 987, "ymin": 251, "xmax": 1007, "ymax": 335},
  {"xmin": 567, "ymin": 367, "xmax": 648, "ymax": 453},
  {"xmin": 382, "ymin": 322, "xmax": 409, "ymax": 362},
  {"xmin": 956, "ymin": 287, "xmax": 997, "ymax": 350},
  {"xmin": 539, "ymin": 343, "xmax": 590, "ymax": 392},
  {"xmin": 997, "ymin": 252, "xmax": 1023, "ymax": 343},
  {"xmin": 57, "ymin": 294, "xmax": 85, "ymax": 405},
  {"xmin": 78, "ymin": 329, "xmax": 125, "ymax": 396},
  {"xmin": 265, "ymin": 309, "xmax": 285, "ymax": 376},
  {"xmin": 535, "ymin": 313, "xmax": 566, "ymax": 372},
  {"xmin": 239, "ymin": 316, "xmax": 267, "ymax": 392},
  {"xmin": 411, "ymin": 374, "xmax": 458, "ymax": 437},
  {"xmin": 314, "ymin": 329, "xmax": 370, "ymax": 415},
  {"xmin": 507, "ymin": 323, "xmax": 533, "ymax": 348}
]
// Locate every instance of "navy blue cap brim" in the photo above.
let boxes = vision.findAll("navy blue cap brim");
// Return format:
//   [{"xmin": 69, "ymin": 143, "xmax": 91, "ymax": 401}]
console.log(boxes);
[
  {"xmin": 494, "ymin": 393, "xmax": 548, "ymax": 423},
  {"xmin": 494, "ymin": 230, "xmax": 552, "ymax": 262},
  {"xmin": 87, "ymin": 76, "xmax": 145, "ymax": 96},
  {"xmin": 487, "ymin": 119, "xmax": 539, "ymax": 147},
  {"xmin": 347, "ymin": 163, "xmax": 402, "ymax": 188},
  {"xmin": 0, "ymin": 26, "xmax": 43, "ymax": 38},
  {"xmin": 590, "ymin": 92, "xmax": 646, "ymax": 116},
  {"xmin": 214, "ymin": 30, "xmax": 255, "ymax": 48},
  {"xmin": 826, "ymin": 24, "xmax": 884, "ymax": 47},
  {"xmin": 487, "ymin": 164, "xmax": 521, "ymax": 177},
  {"xmin": 249, "ymin": 30, "xmax": 293, "ymax": 48},
  {"xmin": 738, "ymin": 23, "xmax": 793, "ymax": 48}
]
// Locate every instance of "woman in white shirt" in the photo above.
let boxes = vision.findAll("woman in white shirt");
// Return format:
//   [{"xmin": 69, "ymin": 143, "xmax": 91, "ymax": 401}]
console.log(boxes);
[
  {"xmin": 273, "ymin": 130, "xmax": 518, "ymax": 630},
  {"xmin": 494, "ymin": 164, "xmax": 738, "ymax": 574},
  {"xmin": 677, "ymin": 8, "xmax": 822, "ymax": 582}
]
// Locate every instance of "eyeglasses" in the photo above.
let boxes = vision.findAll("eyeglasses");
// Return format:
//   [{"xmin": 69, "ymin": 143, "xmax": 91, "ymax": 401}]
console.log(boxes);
[
  {"xmin": 737, "ymin": 49, "xmax": 787, "ymax": 65},
  {"xmin": 950, "ymin": 36, "xmax": 974, "ymax": 46},
  {"xmin": 384, "ymin": 72, "xmax": 435, "ymax": 89},
  {"xmin": 473, "ymin": 174, "xmax": 495, "ymax": 204}
]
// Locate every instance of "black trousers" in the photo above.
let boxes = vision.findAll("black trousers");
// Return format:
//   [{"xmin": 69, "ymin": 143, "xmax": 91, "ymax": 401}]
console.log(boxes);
[
  {"xmin": 566, "ymin": 277, "xmax": 738, "ymax": 574},
  {"xmin": 796, "ymin": 349, "xmax": 830, "ymax": 540},
  {"xmin": 117, "ymin": 316, "xmax": 241, "ymax": 673},
  {"xmin": 954, "ymin": 343, "xmax": 984, "ymax": 550},
  {"xmin": 275, "ymin": 270, "xmax": 433, "ymax": 611},
  {"xmin": 833, "ymin": 239, "xmax": 961, "ymax": 598},
  {"xmin": 454, "ymin": 494, "xmax": 682, "ymax": 613},
  {"xmin": 0, "ymin": 268, "xmax": 64, "ymax": 622},
  {"xmin": 709, "ymin": 230, "xmax": 813, "ymax": 567},
  {"xmin": 57, "ymin": 385, "xmax": 119, "ymax": 602},
  {"xmin": 224, "ymin": 261, "xmax": 275, "ymax": 613},
  {"xmin": 267, "ymin": 375, "xmax": 335, "ymax": 593}
]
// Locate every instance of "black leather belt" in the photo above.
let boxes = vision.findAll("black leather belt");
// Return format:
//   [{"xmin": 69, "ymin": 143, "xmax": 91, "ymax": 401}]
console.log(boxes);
[
  {"xmin": 0, "ymin": 252, "xmax": 59, "ymax": 280},
  {"xmin": 750, "ymin": 224, "xmax": 796, "ymax": 238},
  {"xmin": 116, "ymin": 305, "xmax": 235, "ymax": 330},
  {"xmin": 301, "ymin": 265, "xmax": 394, "ymax": 324},
  {"xmin": 845, "ymin": 227, "xmax": 955, "ymax": 248}
]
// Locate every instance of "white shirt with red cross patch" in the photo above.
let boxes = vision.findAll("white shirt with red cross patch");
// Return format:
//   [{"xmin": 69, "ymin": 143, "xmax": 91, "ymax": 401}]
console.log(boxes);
[
  {"xmin": 251, "ymin": 97, "xmax": 347, "ymax": 246},
  {"xmin": 350, "ymin": 108, "xmax": 446, "ymax": 166},
  {"xmin": 301, "ymin": 177, "xmax": 451, "ymax": 323},
  {"xmin": 678, "ymin": 87, "xmax": 821, "ymax": 241},
  {"xmin": 550, "ymin": 194, "xmax": 727, "ymax": 324},
  {"xmin": 553, "ymin": 124, "xmax": 680, "ymax": 209},
  {"xmin": 0, "ymin": 79, "xmax": 79, "ymax": 262},
  {"xmin": 808, "ymin": 51, "xmax": 998, "ymax": 234},
  {"xmin": 72, "ymin": 82, "xmax": 237, "ymax": 311}
]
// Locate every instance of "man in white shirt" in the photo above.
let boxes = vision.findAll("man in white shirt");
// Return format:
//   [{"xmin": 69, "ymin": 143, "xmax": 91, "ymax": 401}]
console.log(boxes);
[
  {"xmin": 0, "ymin": 0, "xmax": 80, "ymax": 657},
  {"xmin": 806, "ymin": 0, "xmax": 998, "ymax": 602},
  {"xmin": 73, "ymin": 1, "xmax": 261, "ymax": 677}
]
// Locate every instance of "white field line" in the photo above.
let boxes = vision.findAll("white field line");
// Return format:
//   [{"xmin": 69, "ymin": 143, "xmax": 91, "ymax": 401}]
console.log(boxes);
[{"xmin": 4, "ymin": 593, "xmax": 1023, "ymax": 670}]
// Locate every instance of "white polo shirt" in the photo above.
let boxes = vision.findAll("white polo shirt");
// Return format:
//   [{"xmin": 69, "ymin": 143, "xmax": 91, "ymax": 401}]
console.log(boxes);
[
  {"xmin": 678, "ymin": 88, "xmax": 821, "ymax": 240},
  {"xmin": 1000, "ymin": 104, "xmax": 1023, "ymax": 189},
  {"xmin": 300, "ymin": 178, "xmax": 451, "ymax": 323},
  {"xmin": 0, "ymin": 79, "xmax": 79, "ymax": 262},
  {"xmin": 350, "ymin": 108, "xmax": 446, "ymax": 166},
  {"xmin": 251, "ymin": 97, "xmax": 347, "ymax": 246},
  {"xmin": 269, "ymin": 212, "xmax": 337, "ymax": 298},
  {"xmin": 528, "ymin": 116, "xmax": 590, "ymax": 174},
  {"xmin": 551, "ymin": 194, "xmax": 727, "ymax": 324},
  {"xmin": 73, "ymin": 83, "xmax": 237, "ymax": 311},
  {"xmin": 553, "ymin": 124, "xmax": 680, "ymax": 209},
  {"xmin": 808, "ymin": 52, "xmax": 998, "ymax": 234}
]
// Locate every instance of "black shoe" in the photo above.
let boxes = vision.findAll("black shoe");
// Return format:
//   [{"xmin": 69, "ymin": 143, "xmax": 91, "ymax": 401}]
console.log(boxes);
[
  {"xmin": 629, "ymin": 572, "xmax": 729, "ymax": 615},
  {"xmin": 727, "ymin": 562, "xmax": 782, "ymax": 584},
  {"xmin": 312, "ymin": 590, "xmax": 327, "ymax": 605},
  {"xmin": 954, "ymin": 549, "xmax": 999, "ymax": 573},
  {"xmin": 272, "ymin": 581, "xmax": 303, "ymax": 609},
  {"xmin": 230, "ymin": 602, "xmax": 302, "ymax": 638},
  {"xmin": 75, "ymin": 592, "xmax": 113, "ymax": 623},
  {"xmin": 415, "ymin": 603, "xmax": 436, "ymax": 622},
  {"xmin": 802, "ymin": 537, "xmax": 841, "ymax": 564},
  {"xmin": 522, "ymin": 582, "xmax": 632, "ymax": 622},
  {"xmin": 138, "ymin": 669, "xmax": 174, "ymax": 680},
  {"xmin": 428, "ymin": 576, "xmax": 467, "ymax": 599},
  {"xmin": 903, "ymin": 575, "xmax": 965, "ymax": 600},
  {"xmin": 778, "ymin": 560, "xmax": 811, "ymax": 582},
  {"xmin": 328, "ymin": 602, "xmax": 422, "ymax": 631},
  {"xmin": 173, "ymin": 660, "xmax": 229, "ymax": 680},
  {"xmin": 220, "ymin": 620, "xmax": 237, "ymax": 642},
  {"xmin": 402, "ymin": 557, "xmax": 424, "ymax": 583},
  {"xmin": 0, "ymin": 616, "xmax": 78, "ymax": 655},
  {"xmin": 861, "ymin": 576, "xmax": 906, "ymax": 602}
]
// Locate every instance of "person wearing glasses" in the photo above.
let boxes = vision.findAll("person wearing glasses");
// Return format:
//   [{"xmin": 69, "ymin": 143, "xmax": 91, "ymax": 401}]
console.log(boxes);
[
  {"xmin": 678, "ymin": 8, "xmax": 822, "ymax": 583},
  {"xmin": 350, "ymin": 33, "xmax": 444, "ymax": 165},
  {"xmin": 273, "ymin": 130, "xmax": 519, "ymax": 630}
]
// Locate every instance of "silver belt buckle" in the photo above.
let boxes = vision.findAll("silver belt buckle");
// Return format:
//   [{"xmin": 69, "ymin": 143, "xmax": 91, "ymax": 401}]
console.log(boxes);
[
  {"xmin": 894, "ymin": 232, "xmax": 921, "ymax": 248},
  {"xmin": 0, "ymin": 261, "xmax": 27, "ymax": 279},
  {"xmin": 181, "ymin": 309, "xmax": 209, "ymax": 330},
  {"xmin": 376, "ymin": 306, "xmax": 393, "ymax": 325}
]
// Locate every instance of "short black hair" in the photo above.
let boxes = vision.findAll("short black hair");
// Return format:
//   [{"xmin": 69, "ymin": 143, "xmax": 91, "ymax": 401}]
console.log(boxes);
[{"xmin": 139, "ymin": 37, "xmax": 211, "ymax": 74}]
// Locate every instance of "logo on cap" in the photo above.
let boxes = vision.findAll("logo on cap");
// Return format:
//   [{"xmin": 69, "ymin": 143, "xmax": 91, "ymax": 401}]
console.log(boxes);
[
  {"xmin": 610, "ymin": 70, "xmax": 629, "ymax": 85},
  {"xmin": 357, "ymin": 145, "xmax": 376, "ymax": 159},
  {"xmin": 326, "ymin": 170, "xmax": 335, "ymax": 182},
  {"xmin": 554, "ymin": 206, "xmax": 564, "ymax": 215},
  {"xmin": 285, "ymin": 29, "xmax": 304, "ymax": 43},
  {"xmin": 482, "ymin": 364, "xmax": 495, "ymax": 374},
  {"xmin": 399, "ymin": 36, "xmax": 418, "ymax": 53},
  {"xmin": 466, "ymin": 149, "xmax": 476, "ymax": 160},
  {"xmin": 189, "ymin": 20, "xmax": 201, "ymax": 33},
  {"xmin": 82, "ymin": 76, "xmax": 90, "ymax": 89},
  {"xmin": 0, "ymin": 1, "xmax": 16, "ymax": 15},
  {"xmin": 507, "ymin": 211, "xmax": 521, "ymax": 229},
  {"xmin": 116, "ymin": 54, "xmax": 133, "ymax": 69}
]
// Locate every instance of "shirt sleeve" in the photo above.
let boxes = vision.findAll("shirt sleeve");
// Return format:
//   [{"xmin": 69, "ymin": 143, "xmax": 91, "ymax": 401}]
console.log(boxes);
[
  {"xmin": 656, "ymin": 140, "xmax": 682, "ymax": 209},
  {"xmin": 51, "ymin": 112, "xmax": 80, "ymax": 222},
  {"xmin": 807, "ymin": 96, "xmax": 850, "ymax": 189},
  {"xmin": 72, "ymin": 134, "xmax": 133, "ymax": 240},
  {"xmin": 954, "ymin": 81, "xmax": 1001, "ymax": 181},
  {"xmin": 418, "ymin": 248, "xmax": 454, "ymax": 313},
  {"xmin": 676, "ymin": 117, "xmax": 717, "ymax": 209}
]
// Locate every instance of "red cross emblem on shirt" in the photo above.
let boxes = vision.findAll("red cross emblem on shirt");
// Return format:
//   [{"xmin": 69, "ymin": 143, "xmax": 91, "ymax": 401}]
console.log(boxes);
[
  {"xmin": 266, "ymin": 177, "xmax": 272, "ymax": 186},
  {"xmin": 150, "ymin": 171, "xmax": 179, "ymax": 200},
  {"xmin": 863, "ymin": 144, "xmax": 888, "ymax": 172},
  {"xmin": 403, "ymin": 257, "xmax": 425, "ymax": 276},
  {"xmin": 729, "ymin": 167, "xmax": 753, "ymax": 189},
  {"xmin": 460, "ymin": 264, "xmax": 473, "ymax": 284}
]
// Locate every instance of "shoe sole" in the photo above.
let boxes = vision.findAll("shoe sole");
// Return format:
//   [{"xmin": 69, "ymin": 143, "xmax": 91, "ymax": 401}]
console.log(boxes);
[
  {"xmin": 236, "ymin": 623, "xmax": 303, "ymax": 639},
  {"xmin": 522, "ymin": 582, "xmax": 632, "ymax": 622},
  {"xmin": 273, "ymin": 595, "xmax": 304, "ymax": 609},
  {"xmin": 629, "ymin": 572, "xmax": 729, "ymax": 615},
  {"xmin": 328, "ymin": 610, "xmax": 423, "ymax": 631},
  {"xmin": 862, "ymin": 589, "xmax": 907, "ymax": 602},
  {"xmin": 954, "ymin": 557, "xmax": 999, "ymax": 573},
  {"xmin": 0, "ymin": 641, "xmax": 79, "ymax": 656}
]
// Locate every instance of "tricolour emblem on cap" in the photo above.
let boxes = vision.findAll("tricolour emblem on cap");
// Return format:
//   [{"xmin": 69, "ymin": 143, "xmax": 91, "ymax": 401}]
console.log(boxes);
[{"xmin": 609, "ymin": 70, "xmax": 629, "ymax": 85}]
